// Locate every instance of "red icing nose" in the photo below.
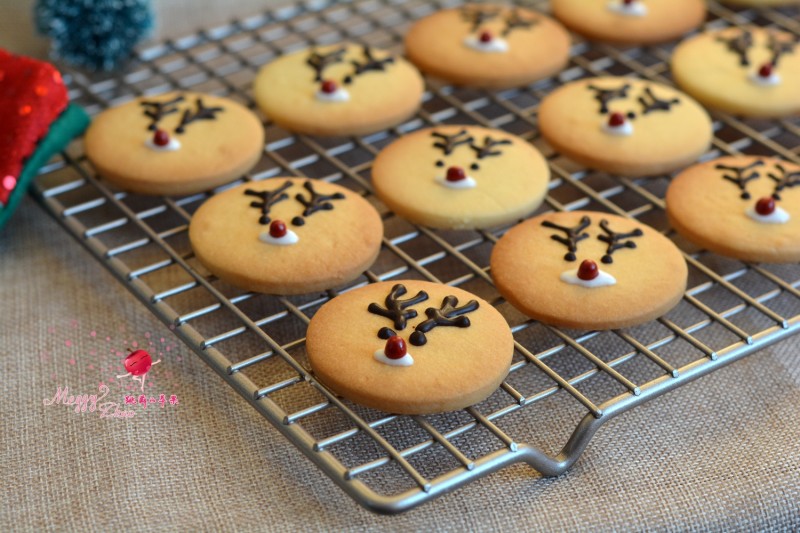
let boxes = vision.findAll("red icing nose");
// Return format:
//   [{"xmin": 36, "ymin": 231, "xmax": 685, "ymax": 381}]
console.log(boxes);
[
  {"xmin": 758, "ymin": 62, "xmax": 774, "ymax": 78},
  {"xmin": 321, "ymin": 80, "xmax": 338, "ymax": 94},
  {"xmin": 153, "ymin": 129, "xmax": 170, "ymax": 147},
  {"xmin": 384, "ymin": 336, "xmax": 407, "ymax": 360},
  {"xmin": 755, "ymin": 197, "xmax": 776, "ymax": 216},
  {"xmin": 124, "ymin": 350, "xmax": 153, "ymax": 376},
  {"xmin": 479, "ymin": 31, "xmax": 493, "ymax": 43},
  {"xmin": 608, "ymin": 112, "xmax": 626, "ymax": 127},
  {"xmin": 269, "ymin": 220, "xmax": 288, "ymax": 238},
  {"xmin": 446, "ymin": 166, "xmax": 467, "ymax": 182},
  {"xmin": 577, "ymin": 259, "xmax": 600, "ymax": 281},
  {"xmin": 623, "ymin": 0, "xmax": 635, "ymax": 5}
]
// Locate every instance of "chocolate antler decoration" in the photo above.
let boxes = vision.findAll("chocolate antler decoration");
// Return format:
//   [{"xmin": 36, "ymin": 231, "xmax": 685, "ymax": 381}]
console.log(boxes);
[
  {"xmin": 343, "ymin": 46, "xmax": 394, "ymax": 85},
  {"xmin": 140, "ymin": 96, "xmax": 185, "ymax": 130},
  {"xmin": 244, "ymin": 181, "xmax": 293, "ymax": 225},
  {"xmin": 174, "ymin": 98, "xmax": 224, "ymax": 134},
  {"xmin": 542, "ymin": 216, "xmax": 591, "ymax": 262},
  {"xmin": 638, "ymin": 87, "xmax": 680, "ymax": 115},
  {"xmin": 368, "ymin": 284, "xmax": 430, "ymax": 336},
  {"xmin": 431, "ymin": 130, "xmax": 474, "ymax": 155},
  {"xmin": 597, "ymin": 219, "xmax": 643, "ymax": 264},
  {"xmin": 461, "ymin": 6, "xmax": 501, "ymax": 32},
  {"xmin": 767, "ymin": 33, "xmax": 798, "ymax": 68},
  {"xmin": 717, "ymin": 29, "xmax": 753, "ymax": 67},
  {"xmin": 306, "ymin": 47, "xmax": 347, "ymax": 82},
  {"xmin": 501, "ymin": 9, "xmax": 538, "ymax": 37},
  {"xmin": 767, "ymin": 164, "xmax": 800, "ymax": 201},
  {"xmin": 716, "ymin": 160, "xmax": 764, "ymax": 200},
  {"xmin": 291, "ymin": 180, "xmax": 346, "ymax": 226},
  {"xmin": 469, "ymin": 136, "xmax": 513, "ymax": 159},
  {"xmin": 409, "ymin": 295, "xmax": 479, "ymax": 346},
  {"xmin": 587, "ymin": 84, "xmax": 631, "ymax": 114}
]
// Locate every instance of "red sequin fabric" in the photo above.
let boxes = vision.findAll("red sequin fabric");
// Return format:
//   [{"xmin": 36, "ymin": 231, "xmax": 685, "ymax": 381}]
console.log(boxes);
[{"xmin": 0, "ymin": 49, "xmax": 68, "ymax": 205}]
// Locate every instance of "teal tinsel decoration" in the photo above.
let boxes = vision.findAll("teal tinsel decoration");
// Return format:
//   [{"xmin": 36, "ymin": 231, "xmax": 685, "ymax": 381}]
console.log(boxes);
[{"xmin": 35, "ymin": 0, "xmax": 154, "ymax": 71}]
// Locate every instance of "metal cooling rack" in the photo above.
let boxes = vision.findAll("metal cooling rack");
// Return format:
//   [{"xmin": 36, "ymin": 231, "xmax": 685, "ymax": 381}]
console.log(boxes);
[{"xmin": 31, "ymin": 0, "xmax": 800, "ymax": 514}]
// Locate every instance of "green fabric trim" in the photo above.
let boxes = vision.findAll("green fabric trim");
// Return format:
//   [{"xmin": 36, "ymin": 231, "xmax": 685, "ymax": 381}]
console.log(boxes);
[{"xmin": 0, "ymin": 103, "xmax": 90, "ymax": 231}]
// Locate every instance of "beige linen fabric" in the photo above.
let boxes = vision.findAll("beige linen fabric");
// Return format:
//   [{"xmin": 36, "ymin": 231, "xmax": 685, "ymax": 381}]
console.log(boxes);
[{"xmin": 2, "ymin": 196, "xmax": 799, "ymax": 531}]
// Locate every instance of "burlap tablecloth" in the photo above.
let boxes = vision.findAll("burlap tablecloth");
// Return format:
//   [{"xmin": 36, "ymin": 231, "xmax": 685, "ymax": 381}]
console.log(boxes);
[{"xmin": 3, "ymin": 194, "xmax": 799, "ymax": 531}]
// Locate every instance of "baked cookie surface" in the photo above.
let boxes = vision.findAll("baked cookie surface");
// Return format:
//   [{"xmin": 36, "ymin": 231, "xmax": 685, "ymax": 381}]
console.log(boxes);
[
  {"xmin": 371, "ymin": 125, "xmax": 550, "ymax": 229},
  {"xmin": 85, "ymin": 92, "xmax": 264, "ymax": 196},
  {"xmin": 551, "ymin": 0, "xmax": 705, "ymax": 45},
  {"xmin": 306, "ymin": 280, "xmax": 514, "ymax": 414},
  {"xmin": 188, "ymin": 178, "xmax": 383, "ymax": 295},
  {"xmin": 404, "ymin": 4, "xmax": 570, "ymax": 89},
  {"xmin": 672, "ymin": 26, "xmax": 800, "ymax": 118},
  {"xmin": 538, "ymin": 76, "xmax": 712, "ymax": 177},
  {"xmin": 490, "ymin": 211, "xmax": 687, "ymax": 330},
  {"xmin": 666, "ymin": 156, "xmax": 800, "ymax": 263},
  {"xmin": 253, "ymin": 43, "xmax": 424, "ymax": 136}
]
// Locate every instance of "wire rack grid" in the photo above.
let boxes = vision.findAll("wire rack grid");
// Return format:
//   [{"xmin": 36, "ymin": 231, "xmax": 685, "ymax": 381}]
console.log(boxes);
[{"xmin": 30, "ymin": 0, "xmax": 800, "ymax": 514}]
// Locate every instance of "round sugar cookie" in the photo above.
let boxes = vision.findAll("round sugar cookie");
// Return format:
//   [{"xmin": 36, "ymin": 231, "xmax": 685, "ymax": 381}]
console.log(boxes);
[
  {"xmin": 85, "ymin": 92, "xmax": 264, "ymax": 196},
  {"xmin": 371, "ymin": 126, "xmax": 550, "ymax": 229},
  {"xmin": 672, "ymin": 27, "xmax": 800, "ymax": 119},
  {"xmin": 490, "ymin": 211, "xmax": 687, "ymax": 330},
  {"xmin": 253, "ymin": 43, "xmax": 424, "ymax": 137},
  {"xmin": 551, "ymin": 0, "xmax": 706, "ymax": 45},
  {"xmin": 306, "ymin": 280, "xmax": 514, "ymax": 414},
  {"xmin": 538, "ymin": 76, "xmax": 712, "ymax": 177},
  {"xmin": 188, "ymin": 178, "xmax": 383, "ymax": 295},
  {"xmin": 666, "ymin": 156, "xmax": 800, "ymax": 263},
  {"xmin": 404, "ymin": 4, "xmax": 571, "ymax": 89}
]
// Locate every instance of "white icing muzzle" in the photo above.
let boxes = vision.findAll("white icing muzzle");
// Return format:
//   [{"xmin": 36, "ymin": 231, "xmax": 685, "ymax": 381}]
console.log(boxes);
[
  {"xmin": 607, "ymin": 0, "xmax": 648, "ymax": 17},
  {"xmin": 315, "ymin": 87, "xmax": 350, "ymax": 102},
  {"xmin": 748, "ymin": 71, "xmax": 781, "ymax": 87},
  {"xmin": 602, "ymin": 119, "xmax": 633, "ymax": 137},
  {"xmin": 374, "ymin": 349, "xmax": 414, "ymax": 366},
  {"xmin": 145, "ymin": 137, "xmax": 181, "ymax": 151},
  {"xmin": 259, "ymin": 229, "xmax": 300, "ymax": 245},
  {"xmin": 560, "ymin": 268, "xmax": 617, "ymax": 288},
  {"xmin": 436, "ymin": 174, "xmax": 477, "ymax": 189},
  {"xmin": 463, "ymin": 35, "xmax": 509, "ymax": 53},
  {"xmin": 745, "ymin": 205, "xmax": 790, "ymax": 224}
]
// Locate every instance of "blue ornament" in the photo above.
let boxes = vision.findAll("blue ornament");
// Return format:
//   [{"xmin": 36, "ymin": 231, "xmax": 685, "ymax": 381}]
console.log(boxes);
[{"xmin": 35, "ymin": 0, "xmax": 154, "ymax": 71}]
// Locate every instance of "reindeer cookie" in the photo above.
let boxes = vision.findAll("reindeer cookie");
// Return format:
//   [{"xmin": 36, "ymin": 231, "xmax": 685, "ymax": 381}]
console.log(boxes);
[
  {"xmin": 306, "ymin": 280, "xmax": 514, "ymax": 414},
  {"xmin": 551, "ymin": 0, "xmax": 705, "ymax": 45},
  {"xmin": 672, "ymin": 27, "xmax": 800, "ymax": 118},
  {"xmin": 404, "ymin": 4, "xmax": 570, "ymax": 89},
  {"xmin": 253, "ymin": 43, "xmax": 424, "ymax": 137},
  {"xmin": 188, "ymin": 178, "xmax": 383, "ymax": 295},
  {"xmin": 84, "ymin": 92, "xmax": 264, "ymax": 195},
  {"xmin": 371, "ymin": 126, "xmax": 550, "ymax": 229},
  {"xmin": 666, "ymin": 156, "xmax": 800, "ymax": 263},
  {"xmin": 538, "ymin": 77, "xmax": 712, "ymax": 177},
  {"xmin": 490, "ymin": 211, "xmax": 687, "ymax": 330}
]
